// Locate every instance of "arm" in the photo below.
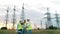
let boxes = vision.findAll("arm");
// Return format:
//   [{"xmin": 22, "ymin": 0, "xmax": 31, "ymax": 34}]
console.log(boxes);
[
  {"xmin": 26, "ymin": 22, "xmax": 31, "ymax": 28},
  {"xmin": 15, "ymin": 24, "xmax": 18, "ymax": 32}
]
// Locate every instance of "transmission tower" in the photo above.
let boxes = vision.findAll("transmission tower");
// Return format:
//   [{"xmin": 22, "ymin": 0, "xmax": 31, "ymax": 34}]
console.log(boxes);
[
  {"xmin": 6, "ymin": 7, "xmax": 9, "ymax": 27},
  {"xmin": 55, "ymin": 10, "xmax": 59, "ymax": 28},
  {"xmin": 20, "ymin": 3, "xmax": 25, "ymax": 22},
  {"xmin": 12, "ymin": 6, "xmax": 16, "ymax": 29},
  {"xmin": 34, "ymin": 24, "xmax": 37, "ymax": 29},
  {"xmin": 45, "ymin": 8, "xmax": 52, "ymax": 28},
  {"xmin": 40, "ymin": 20, "xmax": 42, "ymax": 29}
]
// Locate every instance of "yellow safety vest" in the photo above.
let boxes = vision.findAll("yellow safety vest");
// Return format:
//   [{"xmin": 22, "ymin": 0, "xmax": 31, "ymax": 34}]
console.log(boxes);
[
  {"xmin": 17, "ymin": 23, "xmax": 23, "ymax": 30},
  {"xmin": 26, "ymin": 22, "xmax": 32, "ymax": 30}
]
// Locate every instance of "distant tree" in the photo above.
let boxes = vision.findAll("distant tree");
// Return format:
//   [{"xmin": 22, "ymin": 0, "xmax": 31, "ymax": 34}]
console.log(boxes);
[
  {"xmin": 49, "ymin": 25, "xmax": 57, "ymax": 29},
  {"xmin": 37, "ymin": 28, "xmax": 40, "ymax": 30}
]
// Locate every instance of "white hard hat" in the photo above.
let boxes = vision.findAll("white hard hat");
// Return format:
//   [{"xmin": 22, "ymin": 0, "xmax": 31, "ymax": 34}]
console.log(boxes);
[
  {"xmin": 20, "ymin": 19, "xmax": 22, "ymax": 21},
  {"xmin": 27, "ymin": 18, "xmax": 30, "ymax": 19}
]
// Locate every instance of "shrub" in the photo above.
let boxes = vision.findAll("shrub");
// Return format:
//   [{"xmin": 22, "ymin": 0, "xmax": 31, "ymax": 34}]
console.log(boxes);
[
  {"xmin": 49, "ymin": 25, "xmax": 57, "ymax": 29},
  {"xmin": 1, "ymin": 27, "xmax": 7, "ymax": 30}
]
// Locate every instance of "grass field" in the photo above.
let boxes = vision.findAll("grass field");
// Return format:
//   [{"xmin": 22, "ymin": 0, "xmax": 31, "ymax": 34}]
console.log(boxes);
[
  {"xmin": 33, "ymin": 29, "xmax": 60, "ymax": 34},
  {"xmin": 0, "ymin": 29, "xmax": 60, "ymax": 34}
]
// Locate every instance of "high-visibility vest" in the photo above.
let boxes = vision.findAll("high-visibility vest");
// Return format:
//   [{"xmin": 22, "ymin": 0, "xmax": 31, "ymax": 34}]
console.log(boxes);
[
  {"xmin": 17, "ymin": 23, "xmax": 23, "ymax": 30},
  {"xmin": 26, "ymin": 22, "xmax": 32, "ymax": 30}
]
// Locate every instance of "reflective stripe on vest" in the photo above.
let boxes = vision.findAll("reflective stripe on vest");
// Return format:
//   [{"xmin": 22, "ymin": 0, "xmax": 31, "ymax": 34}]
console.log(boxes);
[{"xmin": 17, "ymin": 23, "xmax": 23, "ymax": 30}]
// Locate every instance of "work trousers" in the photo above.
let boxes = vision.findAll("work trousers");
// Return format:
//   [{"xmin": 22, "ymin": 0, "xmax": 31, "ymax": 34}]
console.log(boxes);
[
  {"xmin": 23, "ymin": 29, "xmax": 26, "ymax": 34},
  {"xmin": 23, "ymin": 29, "xmax": 32, "ymax": 34},
  {"xmin": 27, "ymin": 30, "xmax": 32, "ymax": 34},
  {"xmin": 18, "ymin": 29, "xmax": 23, "ymax": 34}
]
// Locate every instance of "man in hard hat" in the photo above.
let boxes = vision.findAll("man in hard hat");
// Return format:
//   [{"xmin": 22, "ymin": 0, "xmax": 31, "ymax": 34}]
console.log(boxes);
[
  {"xmin": 17, "ymin": 20, "xmax": 24, "ymax": 34},
  {"xmin": 26, "ymin": 18, "xmax": 32, "ymax": 34},
  {"xmin": 22, "ymin": 20, "xmax": 27, "ymax": 34}
]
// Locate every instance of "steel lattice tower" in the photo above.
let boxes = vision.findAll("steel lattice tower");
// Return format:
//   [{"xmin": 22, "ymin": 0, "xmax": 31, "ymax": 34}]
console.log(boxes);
[
  {"xmin": 20, "ymin": 3, "xmax": 25, "ymax": 22},
  {"xmin": 45, "ymin": 8, "xmax": 52, "ymax": 28},
  {"xmin": 55, "ymin": 11, "xmax": 59, "ymax": 28},
  {"xmin": 6, "ymin": 7, "xmax": 9, "ymax": 27},
  {"xmin": 12, "ymin": 6, "xmax": 16, "ymax": 29}
]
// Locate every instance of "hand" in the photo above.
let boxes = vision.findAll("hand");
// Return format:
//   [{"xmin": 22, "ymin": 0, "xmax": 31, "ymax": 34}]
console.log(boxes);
[
  {"xmin": 26, "ymin": 26, "xmax": 28, "ymax": 28},
  {"xmin": 21, "ymin": 23, "xmax": 24, "ymax": 25}
]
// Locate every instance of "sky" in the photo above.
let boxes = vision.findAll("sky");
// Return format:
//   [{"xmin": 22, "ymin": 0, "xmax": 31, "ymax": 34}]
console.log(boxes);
[{"xmin": 0, "ymin": 0, "xmax": 60, "ymax": 27}]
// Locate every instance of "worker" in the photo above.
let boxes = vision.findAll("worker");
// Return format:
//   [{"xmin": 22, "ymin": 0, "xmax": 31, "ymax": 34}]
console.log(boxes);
[
  {"xmin": 26, "ymin": 18, "xmax": 32, "ymax": 34},
  {"xmin": 22, "ymin": 20, "xmax": 27, "ymax": 34},
  {"xmin": 17, "ymin": 20, "xmax": 24, "ymax": 34}
]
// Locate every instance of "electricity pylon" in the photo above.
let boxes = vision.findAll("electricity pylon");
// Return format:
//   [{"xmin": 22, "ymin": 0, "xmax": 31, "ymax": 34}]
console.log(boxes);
[
  {"xmin": 6, "ymin": 7, "xmax": 9, "ymax": 27},
  {"xmin": 45, "ymin": 8, "xmax": 52, "ymax": 28},
  {"xmin": 40, "ymin": 20, "xmax": 42, "ymax": 29},
  {"xmin": 55, "ymin": 10, "xmax": 60, "ymax": 28},
  {"xmin": 20, "ymin": 3, "xmax": 25, "ymax": 23},
  {"xmin": 12, "ymin": 6, "xmax": 16, "ymax": 29}
]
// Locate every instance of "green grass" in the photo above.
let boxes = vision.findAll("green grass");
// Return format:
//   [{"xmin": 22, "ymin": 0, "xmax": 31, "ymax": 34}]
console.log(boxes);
[
  {"xmin": 33, "ymin": 29, "xmax": 60, "ymax": 34},
  {"xmin": 0, "ymin": 30, "xmax": 17, "ymax": 34},
  {"xmin": 0, "ymin": 29, "xmax": 60, "ymax": 34}
]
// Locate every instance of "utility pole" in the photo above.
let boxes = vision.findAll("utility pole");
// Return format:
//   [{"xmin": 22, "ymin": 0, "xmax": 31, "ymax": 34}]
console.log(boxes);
[
  {"xmin": 12, "ymin": 6, "xmax": 16, "ymax": 29},
  {"xmin": 20, "ymin": 3, "xmax": 25, "ymax": 23},
  {"xmin": 45, "ymin": 8, "xmax": 52, "ymax": 28},
  {"xmin": 6, "ymin": 7, "xmax": 9, "ymax": 27},
  {"xmin": 55, "ymin": 10, "xmax": 59, "ymax": 28}
]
